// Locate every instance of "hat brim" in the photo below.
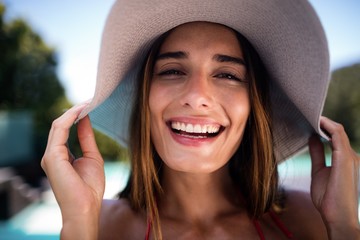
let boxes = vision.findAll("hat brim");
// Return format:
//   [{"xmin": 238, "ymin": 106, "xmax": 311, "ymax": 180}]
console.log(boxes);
[{"xmin": 79, "ymin": 0, "xmax": 330, "ymax": 162}]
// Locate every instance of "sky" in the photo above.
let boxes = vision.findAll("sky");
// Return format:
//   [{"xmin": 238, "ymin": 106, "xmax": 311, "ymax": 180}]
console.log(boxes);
[{"xmin": 3, "ymin": 0, "xmax": 360, "ymax": 104}]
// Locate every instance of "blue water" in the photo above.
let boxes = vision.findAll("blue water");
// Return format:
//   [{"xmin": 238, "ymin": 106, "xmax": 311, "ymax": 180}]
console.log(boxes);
[{"xmin": 0, "ymin": 162, "xmax": 130, "ymax": 240}]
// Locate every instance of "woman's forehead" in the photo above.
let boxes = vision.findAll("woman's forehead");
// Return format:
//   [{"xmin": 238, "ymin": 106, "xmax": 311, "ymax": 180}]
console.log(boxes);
[{"xmin": 159, "ymin": 22, "xmax": 243, "ymax": 55}]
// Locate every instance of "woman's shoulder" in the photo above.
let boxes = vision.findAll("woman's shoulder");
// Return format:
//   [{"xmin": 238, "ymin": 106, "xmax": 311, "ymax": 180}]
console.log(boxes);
[
  {"xmin": 99, "ymin": 198, "xmax": 146, "ymax": 240},
  {"xmin": 277, "ymin": 189, "xmax": 328, "ymax": 239}
]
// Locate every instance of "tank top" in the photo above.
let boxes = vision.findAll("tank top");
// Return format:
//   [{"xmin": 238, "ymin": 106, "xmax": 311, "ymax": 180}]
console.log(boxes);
[{"xmin": 145, "ymin": 210, "xmax": 293, "ymax": 240}]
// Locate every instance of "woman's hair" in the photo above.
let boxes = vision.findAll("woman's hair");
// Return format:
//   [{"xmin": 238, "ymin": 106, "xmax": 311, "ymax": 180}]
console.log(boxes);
[
  {"xmin": 120, "ymin": 24, "xmax": 278, "ymax": 239},
  {"xmin": 230, "ymin": 33, "xmax": 278, "ymax": 217}
]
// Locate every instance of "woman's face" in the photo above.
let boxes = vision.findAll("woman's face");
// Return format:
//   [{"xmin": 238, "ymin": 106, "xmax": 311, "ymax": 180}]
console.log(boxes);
[{"xmin": 149, "ymin": 22, "xmax": 250, "ymax": 173}]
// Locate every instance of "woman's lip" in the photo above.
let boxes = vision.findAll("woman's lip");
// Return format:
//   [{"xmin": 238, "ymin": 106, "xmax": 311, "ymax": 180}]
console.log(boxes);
[
  {"xmin": 166, "ymin": 118, "xmax": 225, "ymax": 147},
  {"xmin": 168, "ymin": 128, "xmax": 220, "ymax": 147},
  {"xmin": 163, "ymin": 116, "xmax": 227, "ymax": 146}
]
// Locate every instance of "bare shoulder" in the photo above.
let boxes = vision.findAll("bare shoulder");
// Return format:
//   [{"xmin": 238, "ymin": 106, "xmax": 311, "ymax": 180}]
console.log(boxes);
[
  {"xmin": 278, "ymin": 189, "xmax": 328, "ymax": 239},
  {"xmin": 99, "ymin": 198, "xmax": 146, "ymax": 240}
]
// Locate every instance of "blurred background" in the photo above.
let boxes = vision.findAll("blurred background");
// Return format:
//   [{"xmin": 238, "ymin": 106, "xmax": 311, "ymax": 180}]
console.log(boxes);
[{"xmin": 0, "ymin": 0, "xmax": 359, "ymax": 239}]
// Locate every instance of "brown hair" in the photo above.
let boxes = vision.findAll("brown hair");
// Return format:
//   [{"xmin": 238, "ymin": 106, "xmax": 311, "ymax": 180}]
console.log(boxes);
[
  {"xmin": 120, "ymin": 27, "xmax": 278, "ymax": 238},
  {"xmin": 230, "ymin": 33, "xmax": 278, "ymax": 217},
  {"xmin": 119, "ymin": 33, "xmax": 168, "ymax": 239}
]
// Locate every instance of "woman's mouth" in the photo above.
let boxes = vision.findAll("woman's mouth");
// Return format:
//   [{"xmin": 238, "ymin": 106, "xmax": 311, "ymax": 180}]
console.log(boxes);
[{"xmin": 168, "ymin": 121, "xmax": 224, "ymax": 139}]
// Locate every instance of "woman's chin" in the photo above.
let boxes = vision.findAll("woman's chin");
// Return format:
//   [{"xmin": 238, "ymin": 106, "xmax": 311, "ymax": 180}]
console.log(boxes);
[{"xmin": 162, "ymin": 154, "xmax": 229, "ymax": 174}]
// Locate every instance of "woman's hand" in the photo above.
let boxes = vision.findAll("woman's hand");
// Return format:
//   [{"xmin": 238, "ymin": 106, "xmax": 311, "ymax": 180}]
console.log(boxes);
[
  {"xmin": 41, "ymin": 103, "xmax": 105, "ymax": 239},
  {"xmin": 309, "ymin": 116, "xmax": 360, "ymax": 239}
]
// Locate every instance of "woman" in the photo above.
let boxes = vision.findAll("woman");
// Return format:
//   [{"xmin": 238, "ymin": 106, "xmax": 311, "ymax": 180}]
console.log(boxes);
[{"xmin": 41, "ymin": 0, "xmax": 360, "ymax": 239}]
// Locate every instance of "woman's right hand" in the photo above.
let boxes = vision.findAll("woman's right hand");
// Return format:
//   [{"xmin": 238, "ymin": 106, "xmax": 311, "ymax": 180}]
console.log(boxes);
[{"xmin": 41, "ymin": 103, "xmax": 105, "ymax": 239}]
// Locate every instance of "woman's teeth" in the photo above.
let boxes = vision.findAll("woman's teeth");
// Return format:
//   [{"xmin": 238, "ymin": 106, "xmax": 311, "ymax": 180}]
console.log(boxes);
[{"xmin": 171, "ymin": 122, "xmax": 220, "ymax": 134}]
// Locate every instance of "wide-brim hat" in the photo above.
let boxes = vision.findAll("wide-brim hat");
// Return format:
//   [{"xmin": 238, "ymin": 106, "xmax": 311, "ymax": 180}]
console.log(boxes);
[{"xmin": 78, "ymin": 0, "xmax": 330, "ymax": 162}]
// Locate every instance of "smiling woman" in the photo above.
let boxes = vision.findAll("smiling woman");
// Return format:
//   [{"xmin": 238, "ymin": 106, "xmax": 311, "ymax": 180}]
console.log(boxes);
[
  {"xmin": 149, "ymin": 23, "xmax": 250, "ymax": 172},
  {"xmin": 40, "ymin": 0, "xmax": 360, "ymax": 239}
]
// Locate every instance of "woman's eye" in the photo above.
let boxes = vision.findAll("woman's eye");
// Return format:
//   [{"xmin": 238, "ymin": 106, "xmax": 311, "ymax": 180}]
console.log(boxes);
[
  {"xmin": 215, "ymin": 73, "xmax": 244, "ymax": 82},
  {"xmin": 158, "ymin": 69, "xmax": 184, "ymax": 76}
]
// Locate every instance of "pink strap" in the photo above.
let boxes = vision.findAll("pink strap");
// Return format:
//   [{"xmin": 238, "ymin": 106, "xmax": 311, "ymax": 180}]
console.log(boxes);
[
  {"xmin": 145, "ymin": 218, "xmax": 152, "ymax": 240},
  {"xmin": 269, "ymin": 211, "xmax": 293, "ymax": 239},
  {"xmin": 253, "ymin": 219, "xmax": 266, "ymax": 240},
  {"xmin": 253, "ymin": 211, "xmax": 293, "ymax": 239}
]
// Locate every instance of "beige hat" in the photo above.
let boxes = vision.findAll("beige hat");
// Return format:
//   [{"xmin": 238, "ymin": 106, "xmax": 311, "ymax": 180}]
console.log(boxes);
[{"xmin": 78, "ymin": 0, "xmax": 330, "ymax": 162}]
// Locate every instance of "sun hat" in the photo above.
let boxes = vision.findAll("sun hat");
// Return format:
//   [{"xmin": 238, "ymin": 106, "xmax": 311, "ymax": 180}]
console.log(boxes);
[{"xmin": 78, "ymin": 0, "xmax": 330, "ymax": 162}]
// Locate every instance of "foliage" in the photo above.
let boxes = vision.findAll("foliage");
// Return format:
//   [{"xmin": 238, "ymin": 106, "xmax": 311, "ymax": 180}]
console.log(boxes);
[
  {"xmin": 323, "ymin": 63, "xmax": 360, "ymax": 149},
  {"xmin": 0, "ymin": 3, "xmax": 126, "ymax": 162},
  {"xmin": 0, "ymin": 3, "xmax": 70, "ymax": 158}
]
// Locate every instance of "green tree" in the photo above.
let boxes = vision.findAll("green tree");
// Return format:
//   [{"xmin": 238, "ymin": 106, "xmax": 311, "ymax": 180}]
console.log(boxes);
[
  {"xmin": 0, "ymin": 3, "xmax": 70, "ymax": 156},
  {"xmin": 323, "ymin": 63, "xmax": 360, "ymax": 149},
  {"xmin": 0, "ymin": 3, "xmax": 126, "ymax": 165}
]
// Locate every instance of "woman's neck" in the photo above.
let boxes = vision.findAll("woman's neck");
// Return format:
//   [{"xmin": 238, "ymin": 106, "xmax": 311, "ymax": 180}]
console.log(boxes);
[{"xmin": 158, "ymin": 164, "xmax": 245, "ymax": 223}]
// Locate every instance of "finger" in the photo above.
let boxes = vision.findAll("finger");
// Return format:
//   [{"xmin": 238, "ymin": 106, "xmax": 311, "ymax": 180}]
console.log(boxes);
[
  {"xmin": 309, "ymin": 134, "xmax": 326, "ymax": 176},
  {"xmin": 77, "ymin": 115, "xmax": 101, "ymax": 160},
  {"xmin": 47, "ymin": 103, "xmax": 88, "ymax": 147},
  {"xmin": 320, "ymin": 116, "xmax": 355, "ymax": 170},
  {"xmin": 66, "ymin": 142, "xmax": 76, "ymax": 164},
  {"xmin": 42, "ymin": 103, "xmax": 88, "ymax": 171},
  {"xmin": 320, "ymin": 116, "xmax": 350, "ymax": 152}
]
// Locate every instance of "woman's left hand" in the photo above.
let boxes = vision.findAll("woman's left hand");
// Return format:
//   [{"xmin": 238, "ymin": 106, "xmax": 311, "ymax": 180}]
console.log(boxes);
[{"xmin": 309, "ymin": 116, "xmax": 360, "ymax": 239}]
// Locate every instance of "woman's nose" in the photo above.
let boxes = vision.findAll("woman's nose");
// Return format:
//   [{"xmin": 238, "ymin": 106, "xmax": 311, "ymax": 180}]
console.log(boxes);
[{"xmin": 179, "ymin": 73, "xmax": 214, "ymax": 110}]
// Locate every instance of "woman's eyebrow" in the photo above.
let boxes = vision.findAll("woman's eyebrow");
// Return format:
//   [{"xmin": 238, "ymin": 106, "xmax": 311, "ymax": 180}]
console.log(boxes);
[
  {"xmin": 214, "ymin": 54, "xmax": 246, "ymax": 66},
  {"xmin": 156, "ymin": 52, "xmax": 245, "ymax": 67},
  {"xmin": 156, "ymin": 51, "xmax": 188, "ymax": 60}
]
